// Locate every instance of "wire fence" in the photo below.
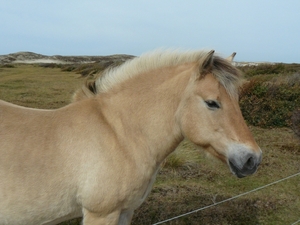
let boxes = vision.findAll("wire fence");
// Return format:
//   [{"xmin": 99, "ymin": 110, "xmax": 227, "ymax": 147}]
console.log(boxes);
[
  {"xmin": 152, "ymin": 172, "xmax": 300, "ymax": 225},
  {"xmin": 291, "ymin": 219, "xmax": 300, "ymax": 225}
]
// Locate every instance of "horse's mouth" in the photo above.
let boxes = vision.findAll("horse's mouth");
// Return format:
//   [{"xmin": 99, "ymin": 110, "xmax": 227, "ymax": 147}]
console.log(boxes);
[
  {"xmin": 229, "ymin": 160, "xmax": 259, "ymax": 178},
  {"xmin": 229, "ymin": 161, "xmax": 247, "ymax": 178}
]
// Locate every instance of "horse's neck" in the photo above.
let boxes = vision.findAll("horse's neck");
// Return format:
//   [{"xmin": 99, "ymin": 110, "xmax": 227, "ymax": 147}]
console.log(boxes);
[{"xmin": 98, "ymin": 68, "xmax": 190, "ymax": 164}]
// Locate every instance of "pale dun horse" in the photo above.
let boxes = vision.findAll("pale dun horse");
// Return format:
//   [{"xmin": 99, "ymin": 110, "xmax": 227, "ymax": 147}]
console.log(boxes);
[{"xmin": 0, "ymin": 49, "xmax": 262, "ymax": 225}]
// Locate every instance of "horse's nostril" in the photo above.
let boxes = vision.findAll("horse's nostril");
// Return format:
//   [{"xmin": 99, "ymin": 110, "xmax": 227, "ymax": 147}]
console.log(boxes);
[{"xmin": 245, "ymin": 156, "xmax": 255, "ymax": 169}]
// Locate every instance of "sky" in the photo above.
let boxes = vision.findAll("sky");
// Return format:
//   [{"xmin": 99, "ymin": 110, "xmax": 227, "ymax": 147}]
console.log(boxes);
[{"xmin": 0, "ymin": 1, "xmax": 299, "ymax": 63}]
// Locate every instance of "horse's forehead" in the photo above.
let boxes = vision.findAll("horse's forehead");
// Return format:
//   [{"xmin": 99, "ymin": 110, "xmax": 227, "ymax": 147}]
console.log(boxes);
[
  {"xmin": 196, "ymin": 74, "xmax": 220, "ymax": 95},
  {"xmin": 194, "ymin": 74, "xmax": 237, "ymax": 103},
  {"xmin": 201, "ymin": 73, "xmax": 218, "ymax": 85}
]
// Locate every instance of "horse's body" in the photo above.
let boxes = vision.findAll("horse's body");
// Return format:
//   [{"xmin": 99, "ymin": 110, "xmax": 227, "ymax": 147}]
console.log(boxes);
[{"xmin": 0, "ymin": 50, "xmax": 262, "ymax": 225}]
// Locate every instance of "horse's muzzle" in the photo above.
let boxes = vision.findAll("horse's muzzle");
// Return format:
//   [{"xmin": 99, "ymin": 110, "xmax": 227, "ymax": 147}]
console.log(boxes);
[{"xmin": 228, "ymin": 147, "xmax": 262, "ymax": 178}]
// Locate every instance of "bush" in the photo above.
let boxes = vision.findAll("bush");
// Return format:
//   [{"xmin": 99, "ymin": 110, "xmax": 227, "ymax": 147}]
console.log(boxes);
[
  {"xmin": 239, "ymin": 63, "xmax": 297, "ymax": 77},
  {"xmin": 291, "ymin": 109, "xmax": 300, "ymax": 138},
  {"xmin": 0, "ymin": 64, "xmax": 15, "ymax": 68},
  {"xmin": 38, "ymin": 63, "xmax": 60, "ymax": 68},
  {"xmin": 240, "ymin": 75, "xmax": 300, "ymax": 128}
]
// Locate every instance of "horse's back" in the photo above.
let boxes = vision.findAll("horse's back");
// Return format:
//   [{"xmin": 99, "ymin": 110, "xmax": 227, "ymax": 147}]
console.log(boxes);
[
  {"xmin": 0, "ymin": 99, "xmax": 56, "ymax": 157},
  {"xmin": 0, "ymin": 100, "xmax": 83, "ymax": 224}
]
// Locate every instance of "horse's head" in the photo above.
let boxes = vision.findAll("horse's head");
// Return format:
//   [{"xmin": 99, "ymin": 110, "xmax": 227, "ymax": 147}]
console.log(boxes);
[{"xmin": 178, "ymin": 51, "xmax": 262, "ymax": 178}]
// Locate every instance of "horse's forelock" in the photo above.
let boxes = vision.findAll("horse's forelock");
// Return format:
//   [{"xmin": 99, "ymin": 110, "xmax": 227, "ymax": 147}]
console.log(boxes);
[{"xmin": 211, "ymin": 56, "xmax": 242, "ymax": 99}]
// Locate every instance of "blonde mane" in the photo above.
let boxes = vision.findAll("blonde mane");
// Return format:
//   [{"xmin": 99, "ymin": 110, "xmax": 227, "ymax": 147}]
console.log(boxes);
[
  {"xmin": 95, "ymin": 49, "xmax": 208, "ymax": 93},
  {"xmin": 74, "ymin": 49, "xmax": 242, "ymax": 100}
]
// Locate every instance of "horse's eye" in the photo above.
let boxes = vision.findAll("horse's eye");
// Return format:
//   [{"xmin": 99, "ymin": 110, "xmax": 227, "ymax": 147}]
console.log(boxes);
[{"xmin": 205, "ymin": 100, "xmax": 220, "ymax": 110}]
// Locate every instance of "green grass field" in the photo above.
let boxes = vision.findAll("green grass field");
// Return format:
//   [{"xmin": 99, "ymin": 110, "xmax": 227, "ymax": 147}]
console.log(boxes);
[
  {"xmin": 0, "ymin": 64, "xmax": 299, "ymax": 225},
  {"xmin": 0, "ymin": 64, "xmax": 82, "ymax": 109}
]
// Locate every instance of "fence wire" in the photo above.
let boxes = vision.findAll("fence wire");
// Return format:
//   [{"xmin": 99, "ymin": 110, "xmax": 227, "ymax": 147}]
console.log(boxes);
[
  {"xmin": 291, "ymin": 219, "xmax": 300, "ymax": 225},
  {"xmin": 152, "ymin": 172, "xmax": 300, "ymax": 225}
]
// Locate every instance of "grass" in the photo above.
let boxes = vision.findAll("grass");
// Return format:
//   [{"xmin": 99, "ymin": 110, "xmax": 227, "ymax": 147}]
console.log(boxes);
[
  {"xmin": 0, "ymin": 64, "xmax": 299, "ymax": 225},
  {"xmin": 0, "ymin": 64, "xmax": 83, "ymax": 109}
]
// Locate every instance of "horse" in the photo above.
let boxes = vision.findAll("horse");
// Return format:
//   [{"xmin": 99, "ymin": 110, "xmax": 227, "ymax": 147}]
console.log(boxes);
[{"xmin": 0, "ymin": 49, "xmax": 262, "ymax": 225}]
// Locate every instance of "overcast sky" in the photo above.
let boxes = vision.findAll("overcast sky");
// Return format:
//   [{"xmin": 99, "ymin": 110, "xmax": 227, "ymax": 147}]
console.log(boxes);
[{"xmin": 0, "ymin": 1, "xmax": 299, "ymax": 63}]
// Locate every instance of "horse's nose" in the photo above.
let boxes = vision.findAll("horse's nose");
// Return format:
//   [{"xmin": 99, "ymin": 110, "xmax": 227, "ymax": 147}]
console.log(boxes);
[{"xmin": 228, "ymin": 146, "xmax": 262, "ymax": 178}]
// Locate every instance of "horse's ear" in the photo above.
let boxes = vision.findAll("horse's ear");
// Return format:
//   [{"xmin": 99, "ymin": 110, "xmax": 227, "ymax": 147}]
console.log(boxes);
[
  {"xmin": 226, "ymin": 52, "xmax": 236, "ymax": 62},
  {"xmin": 198, "ymin": 50, "xmax": 215, "ymax": 78}
]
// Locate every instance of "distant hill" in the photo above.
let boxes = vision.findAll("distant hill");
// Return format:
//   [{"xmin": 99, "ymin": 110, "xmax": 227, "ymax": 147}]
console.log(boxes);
[
  {"xmin": 0, "ymin": 51, "xmax": 135, "ymax": 65},
  {"xmin": 0, "ymin": 51, "xmax": 276, "ymax": 67}
]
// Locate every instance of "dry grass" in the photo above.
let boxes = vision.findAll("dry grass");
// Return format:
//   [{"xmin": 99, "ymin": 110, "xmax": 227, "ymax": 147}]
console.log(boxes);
[
  {"xmin": 0, "ymin": 64, "xmax": 299, "ymax": 225},
  {"xmin": 0, "ymin": 64, "xmax": 83, "ymax": 108}
]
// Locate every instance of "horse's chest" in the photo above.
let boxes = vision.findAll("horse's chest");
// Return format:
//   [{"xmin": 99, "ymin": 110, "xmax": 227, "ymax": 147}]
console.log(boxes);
[
  {"xmin": 131, "ymin": 168, "xmax": 159, "ymax": 208},
  {"xmin": 109, "ymin": 167, "xmax": 159, "ymax": 210},
  {"xmin": 81, "ymin": 165, "xmax": 159, "ymax": 212}
]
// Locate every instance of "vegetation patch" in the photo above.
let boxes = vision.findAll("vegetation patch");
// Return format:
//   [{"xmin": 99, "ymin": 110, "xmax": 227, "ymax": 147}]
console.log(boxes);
[
  {"xmin": 0, "ymin": 64, "xmax": 82, "ymax": 108},
  {"xmin": 240, "ymin": 63, "xmax": 300, "ymax": 78},
  {"xmin": 240, "ymin": 78, "xmax": 300, "ymax": 127},
  {"xmin": 239, "ymin": 64, "xmax": 300, "ymax": 128},
  {"xmin": 292, "ymin": 109, "xmax": 300, "ymax": 138}
]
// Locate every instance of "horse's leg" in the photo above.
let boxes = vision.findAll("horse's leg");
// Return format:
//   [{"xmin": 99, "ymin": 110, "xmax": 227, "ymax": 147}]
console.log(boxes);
[
  {"xmin": 82, "ymin": 209, "xmax": 120, "ymax": 225},
  {"xmin": 118, "ymin": 210, "xmax": 134, "ymax": 225}
]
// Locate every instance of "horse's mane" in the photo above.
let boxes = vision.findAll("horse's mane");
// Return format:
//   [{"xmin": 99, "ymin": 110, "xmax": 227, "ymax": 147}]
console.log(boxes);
[{"xmin": 73, "ymin": 49, "xmax": 242, "ymax": 101}]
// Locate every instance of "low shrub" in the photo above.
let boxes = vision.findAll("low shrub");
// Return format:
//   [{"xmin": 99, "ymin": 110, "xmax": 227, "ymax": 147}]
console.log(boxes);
[
  {"xmin": 240, "ymin": 74, "xmax": 300, "ymax": 128},
  {"xmin": 238, "ymin": 63, "xmax": 295, "ymax": 78},
  {"xmin": 38, "ymin": 63, "xmax": 60, "ymax": 68},
  {"xmin": 59, "ymin": 60, "xmax": 127, "ymax": 77},
  {"xmin": 291, "ymin": 109, "xmax": 300, "ymax": 138},
  {"xmin": 0, "ymin": 64, "xmax": 15, "ymax": 68}
]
